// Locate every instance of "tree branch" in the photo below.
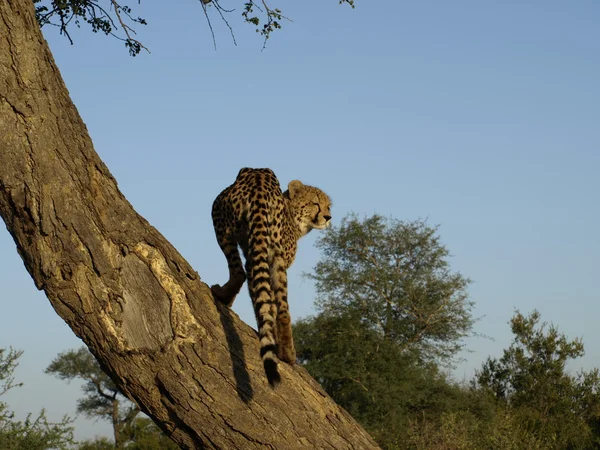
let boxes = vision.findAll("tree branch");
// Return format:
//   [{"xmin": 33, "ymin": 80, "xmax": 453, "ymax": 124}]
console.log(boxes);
[
  {"xmin": 108, "ymin": 0, "xmax": 150, "ymax": 56},
  {"xmin": 120, "ymin": 404, "xmax": 141, "ymax": 426}
]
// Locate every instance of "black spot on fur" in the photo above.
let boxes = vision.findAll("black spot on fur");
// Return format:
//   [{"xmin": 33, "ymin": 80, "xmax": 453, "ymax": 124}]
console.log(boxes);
[{"xmin": 212, "ymin": 168, "xmax": 331, "ymax": 387}]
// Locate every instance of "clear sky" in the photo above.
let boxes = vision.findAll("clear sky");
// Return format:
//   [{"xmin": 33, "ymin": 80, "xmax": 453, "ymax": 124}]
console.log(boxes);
[{"xmin": 1, "ymin": 0, "xmax": 599, "ymax": 442}]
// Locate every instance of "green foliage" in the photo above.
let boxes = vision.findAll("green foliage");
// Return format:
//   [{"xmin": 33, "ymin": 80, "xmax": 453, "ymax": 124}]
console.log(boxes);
[
  {"xmin": 77, "ymin": 436, "xmax": 115, "ymax": 450},
  {"xmin": 46, "ymin": 347, "xmax": 140, "ymax": 448},
  {"xmin": 33, "ymin": 0, "xmax": 357, "ymax": 54},
  {"xmin": 297, "ymin": 214, "xmax": 600, "ymax": 449},
  {"xmin": 76, "ymin": 418, "xmax": 178, "ymax": 450},
  {"xmin": 295, "ymin": 214, "xmax": 478, "ymax": 448},
  {"xmin": 0, "ymin": 411, "xmax": 74, "ymax": 450},
  {"xmin": 123, "ymin": 417, "xmax": 179, "ymax": 450},
  {"xmin": 307, "ymin": 213, "xmax": 474, "ymax": 363},
  {"xmin": 45, "ymin": 347, "xmax": 131, "ymax": 422},
  {"xmin": 242, "ymin": 2, "xmax": 281, "ymax": 35},
  {"xmin": 0, "ymin": 348, "xmax": 74, "ymax": 450},
  {"xmin": 0, "ymin": 347, "xmax": 23, "ymax": 402},
  {"xmin": 409, "ymin": 410, "xmax": 547, "ymax": 450},
  {"xmin": 46, "ymin": 347, "xmax": 178, "ymax": 449},
  {"xmin": 295, "ymin": 312, "xmax": 482, "ymax": 449},
  {"xmin": 33, "ymin": 0, "xmax": 148, "ymax": 56},
  {"xmin": 474, "ymin": 310, "xmax": 600, "ymax": 449},
  {"xmin": 403, "ymin": 311, "xmax": 600, "ymax": 450}
]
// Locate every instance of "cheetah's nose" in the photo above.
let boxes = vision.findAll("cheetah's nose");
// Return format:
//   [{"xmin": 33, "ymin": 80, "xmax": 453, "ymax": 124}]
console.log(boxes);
[{"xmin": 324, "ymin": 215, "xmax": 332, "ymax": 222}]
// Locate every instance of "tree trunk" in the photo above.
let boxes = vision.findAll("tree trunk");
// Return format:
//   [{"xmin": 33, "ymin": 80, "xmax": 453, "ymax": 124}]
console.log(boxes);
[
  {"xmin": 112, "ymin": 397, "xmax": 122, "ymax": 449},
  {"xmin": 0, "ymin": 1, "xmax": 379, "ymax": 449}
]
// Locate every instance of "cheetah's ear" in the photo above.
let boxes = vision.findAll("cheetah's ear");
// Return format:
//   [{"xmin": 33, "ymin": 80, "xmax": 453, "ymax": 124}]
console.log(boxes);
[{"xmin": 288, "ymin": 180, "xmax": 304, "ymax": 199}]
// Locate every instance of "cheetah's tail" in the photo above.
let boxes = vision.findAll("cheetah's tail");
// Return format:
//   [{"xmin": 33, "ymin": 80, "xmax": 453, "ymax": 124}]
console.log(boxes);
[
  {"xmin": 247, "ymin": 211, "xmax": 280, "ymax": 386},
  {"xmin": 264, "ymin": 356, "xmax": 281, "ymax": 386}
]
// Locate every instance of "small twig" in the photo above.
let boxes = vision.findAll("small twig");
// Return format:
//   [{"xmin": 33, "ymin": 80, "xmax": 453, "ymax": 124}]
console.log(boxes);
[
  {"xmin": 212, "ymin": 0, "xmax": 235, "ymax": 13},
  {"xmin": 259, "ymin": 0, "xmax": 292, "ymax": 50},
  {"xmin": 109, "ymin": 0, "xmax": 150, "ymax": 55},
  {"xmin": 345, "ymin": 376, "xmax": 369, "ymax": 392},
  {"xmin": 250, "ymin": 0, "xmax": 264, "ymax": 14},
  {"xmin": 58, "ymin": 9, "xmax": 74, "ymax": 45},
  {"xmin": 199, "ymin": 0, "xmax": 217, "ymax": 51},
  {"xmin": 213, "ymin": 0, "xmax": 237, "ymax": 46},
  {"xmin": 88, "ymin": 0, "xmax": 119, "ymax": 30}
]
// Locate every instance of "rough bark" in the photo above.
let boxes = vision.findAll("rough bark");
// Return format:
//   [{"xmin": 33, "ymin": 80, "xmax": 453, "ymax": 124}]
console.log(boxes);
[{"xmin": 0, "ymin": 1, "xmax": 379, "ymax": 449}]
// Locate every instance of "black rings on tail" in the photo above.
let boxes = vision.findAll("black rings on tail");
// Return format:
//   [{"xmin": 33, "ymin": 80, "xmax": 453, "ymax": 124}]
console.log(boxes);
[{"xmin": 264, "ymin": 358, "xmax": 281, "ymax": 386}]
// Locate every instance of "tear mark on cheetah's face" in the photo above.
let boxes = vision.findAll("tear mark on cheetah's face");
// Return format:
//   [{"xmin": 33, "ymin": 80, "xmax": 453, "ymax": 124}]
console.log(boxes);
[{"xmin": 286, "ymin": 179, "xmax": 332, "ymax": 236}]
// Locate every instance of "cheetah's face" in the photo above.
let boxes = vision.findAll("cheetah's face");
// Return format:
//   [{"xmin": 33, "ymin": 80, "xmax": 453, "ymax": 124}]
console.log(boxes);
[{"xmin": 287, "ymin": 180, "xmax": 332, "ymax": 235}]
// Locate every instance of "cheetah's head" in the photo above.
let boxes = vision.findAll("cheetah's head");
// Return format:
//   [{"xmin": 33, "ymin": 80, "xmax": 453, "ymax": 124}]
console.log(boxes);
[{"xmin": 286, "ymin": 180, "xmax": 332, "ymax": 236}]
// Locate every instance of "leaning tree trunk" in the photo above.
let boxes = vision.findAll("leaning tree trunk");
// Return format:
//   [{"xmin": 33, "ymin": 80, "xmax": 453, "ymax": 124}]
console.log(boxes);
[{"xmin": 0, "ymin": 1, "xmax": 379, "ymax": 448}]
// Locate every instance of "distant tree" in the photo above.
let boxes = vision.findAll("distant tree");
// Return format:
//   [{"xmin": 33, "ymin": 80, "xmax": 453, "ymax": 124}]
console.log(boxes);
[
  {"xmin": 408, "ymin": 409, "xmax": 547, "ymax": 450},
  {"xmin": 295, "ymin": 312, "xmax": 480, "ymax": 449},
  {"xmin": 0, "ymin": 347, "xmax": 74, "ymax": 450},
  {"xmin": 306, "ymin": 213, "xmax": 474, "ymax": 363},
  {"xmin": 475, "ymin": 310, "xmax": 600, "ymax": 449},
  {"xmin": 76, "ymin": 418, "xmax": 178, "ymax": 450},
  {"xmin": 123, "ymin": 417, "xmax": 179, "ymax": 450},
  {"xmin": 46, "ymin": 347, "xmax": 138, "ymax": 448},
  {"xmin": 46, "ymin": 347, "xmax": 180, "ymax": 449},
  {"xmin": 77, "ymin": 437, "xmax": 115, "ymax": 450},
  {"xmin": 295, "ymin": 214, "xmax": 477, "ymax": 448}
]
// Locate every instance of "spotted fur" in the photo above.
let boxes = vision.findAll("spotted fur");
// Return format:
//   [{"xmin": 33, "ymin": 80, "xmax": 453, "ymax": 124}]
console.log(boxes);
[{"xmin": 211, "ymin": 168, "xmax": 332, "ymax": 385}]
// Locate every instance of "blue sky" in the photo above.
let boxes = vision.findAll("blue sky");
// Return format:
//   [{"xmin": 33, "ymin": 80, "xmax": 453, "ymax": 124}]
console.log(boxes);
[{"xmin": 1, "ymin": 0, "xmax": 599, "ymax": 442}]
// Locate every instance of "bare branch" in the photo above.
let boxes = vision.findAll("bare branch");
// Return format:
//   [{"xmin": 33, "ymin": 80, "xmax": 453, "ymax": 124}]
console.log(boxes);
[
  {"xmin": 109, "ymin": 0, "xmax": 150, "ymax": 56},
  {"xmin": 213, "ymin": 0, "xmax": 237, "ymax": 46},
  {"xmin": 199, "ymin": 0, "xmax": 218, "ymax": 51}
]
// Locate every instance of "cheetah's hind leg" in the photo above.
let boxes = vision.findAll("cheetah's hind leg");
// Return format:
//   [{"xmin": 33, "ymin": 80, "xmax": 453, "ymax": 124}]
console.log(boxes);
[
  {"xmin": 212, "ymin": 236, "xmax": 246, "ymax": 307},
  {"xmin": 272, "ymin": 256, "xmax": 297, "ymax": 365}
]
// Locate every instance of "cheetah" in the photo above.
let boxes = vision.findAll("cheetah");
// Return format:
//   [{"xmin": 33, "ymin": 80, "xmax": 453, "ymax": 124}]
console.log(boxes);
[{"xmin": 211, "ymin": 168, "xmax": 332, "ymax": 385}]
